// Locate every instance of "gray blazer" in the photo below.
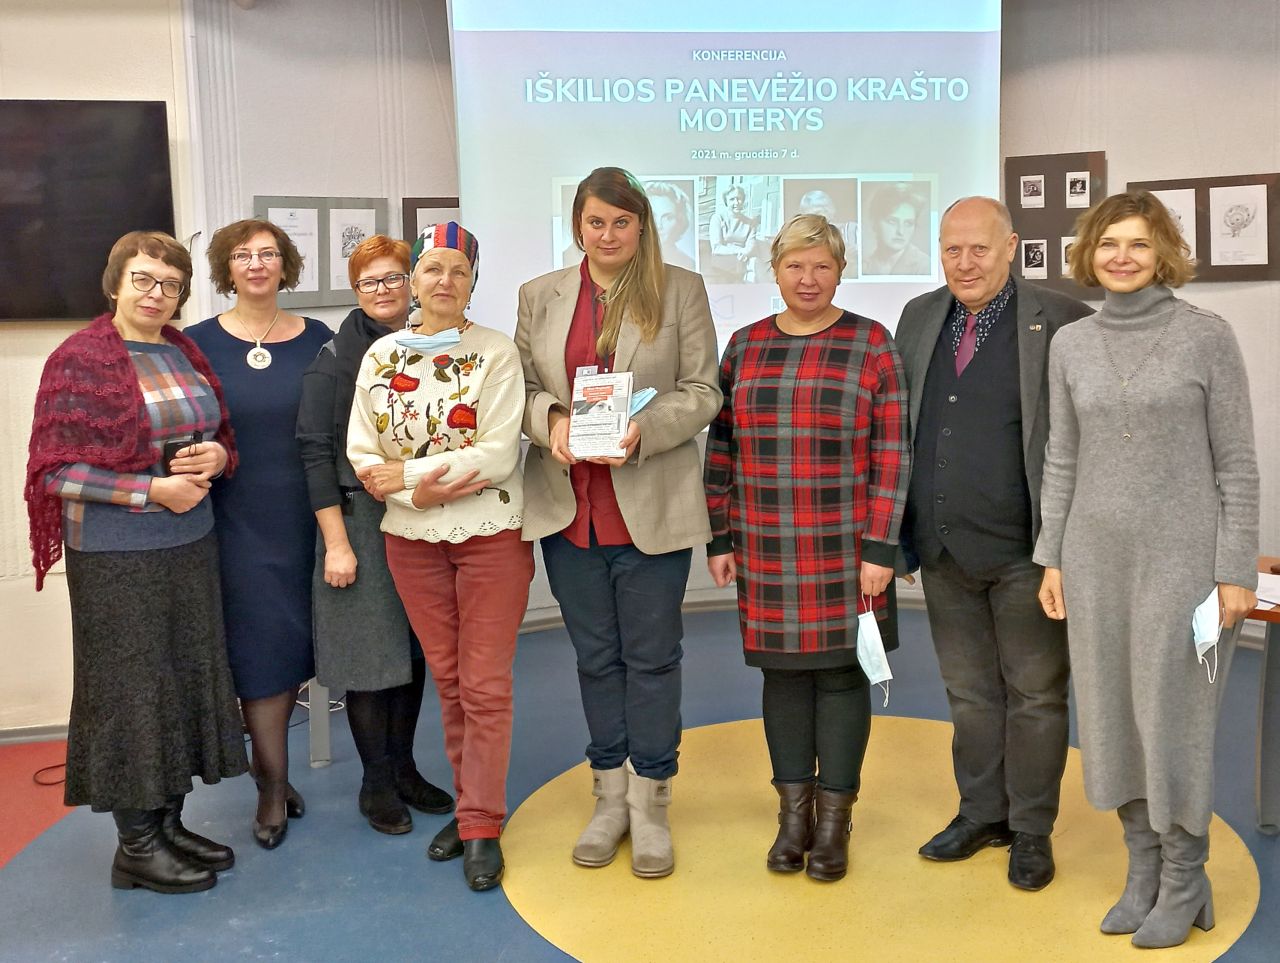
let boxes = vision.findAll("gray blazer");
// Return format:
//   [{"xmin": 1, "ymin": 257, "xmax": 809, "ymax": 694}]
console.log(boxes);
[
  {"xmin": 515, "ymin": 264, "xmax": 722, "ymax": 555},
  {"xmin": 893, "ymin": 275, "xmax": 1092, "ymax": 565}
]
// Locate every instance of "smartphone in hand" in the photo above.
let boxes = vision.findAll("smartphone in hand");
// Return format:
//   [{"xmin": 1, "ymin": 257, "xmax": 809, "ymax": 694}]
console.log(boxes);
[{"xmin": 161, "ymin": 431, "xmax": 203, "ymax": 475}]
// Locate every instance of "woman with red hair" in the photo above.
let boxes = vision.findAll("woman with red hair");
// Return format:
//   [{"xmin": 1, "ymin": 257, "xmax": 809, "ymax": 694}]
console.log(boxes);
[{"xmin": 296, "ymin": 234, "xmax": 454, "ymax": 837}]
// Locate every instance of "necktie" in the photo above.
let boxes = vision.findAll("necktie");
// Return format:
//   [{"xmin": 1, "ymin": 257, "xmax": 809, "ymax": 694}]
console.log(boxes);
[{"xmin": 955, "ymin": 313, "xmax": 978, "ymax": 376}]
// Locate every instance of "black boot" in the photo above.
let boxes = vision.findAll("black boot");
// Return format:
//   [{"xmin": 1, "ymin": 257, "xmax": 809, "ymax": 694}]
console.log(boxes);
[
  {"xmin": 766, "ymin": 779, "xmax": 814, "ymax": 873},
  {"xmin": 393, "ymin": 756, "xmax": 455, "ymax": 815},
  {"xmin": 359, "ymin": 758, "xmax": 413, "ymax": 835},
  {"xmin": 463, "ymin": 837, "xmax": 505, "ymax": 892},
  {"xmin": 111, "ymin": 808, "xmax": 216, "ymax": 894},
  {"xmin": 160, "ymin": 795, "xmax": 234, "ymax": 872},
  {"xmin": 806, "ymin": 787, "xmax": 857, "ymax": 882}
]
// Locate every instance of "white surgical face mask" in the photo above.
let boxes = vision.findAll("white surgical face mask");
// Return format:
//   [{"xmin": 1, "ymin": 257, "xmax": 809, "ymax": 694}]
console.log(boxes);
[
  {"xmin": 1191, "ymin": 587, "xmax": 1221, "ymax": 684},
  {"xmin": 857, "ymin": 594, "xmax": 893, "ymax": 707},
  {"xmin": 394, "ymin": 327, "xmax": 462, "ymax": 352}
]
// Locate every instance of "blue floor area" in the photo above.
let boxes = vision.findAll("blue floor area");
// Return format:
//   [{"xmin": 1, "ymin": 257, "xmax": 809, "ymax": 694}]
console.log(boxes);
[{"xmin": 0, "ymin": 607, "xmax": 1276, "ymax": 961}]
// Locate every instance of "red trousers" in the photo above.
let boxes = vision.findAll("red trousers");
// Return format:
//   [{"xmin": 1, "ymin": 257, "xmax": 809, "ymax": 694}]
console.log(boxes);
[{"xmin": 385, "ymin": 528, "xmax": 533, "ymax": 839}]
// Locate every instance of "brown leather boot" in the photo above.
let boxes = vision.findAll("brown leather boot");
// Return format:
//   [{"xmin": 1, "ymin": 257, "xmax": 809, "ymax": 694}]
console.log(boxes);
[
  {"xmin": 766, "ymin": 780, "xmax": 814, "ymax": 873},
  {"xmin": 806, "ymin": 787, "xmax": 857, "ymax": 882}
]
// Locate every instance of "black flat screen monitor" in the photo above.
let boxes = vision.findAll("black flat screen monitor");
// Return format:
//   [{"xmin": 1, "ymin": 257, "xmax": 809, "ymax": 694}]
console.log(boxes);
[{"xmin": 0, "ymin": 99, "xmax": 176, "ymax": 321}]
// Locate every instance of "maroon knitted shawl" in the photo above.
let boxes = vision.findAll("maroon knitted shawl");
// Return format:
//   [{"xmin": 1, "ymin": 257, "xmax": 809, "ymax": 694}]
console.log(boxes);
[{"xmin": 24, "ymin": 312, "xmax": 238, "ymax": 590}]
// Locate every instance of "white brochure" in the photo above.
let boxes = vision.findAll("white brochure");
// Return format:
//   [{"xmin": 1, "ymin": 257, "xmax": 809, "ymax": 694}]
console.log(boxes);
[{"xmin": 569, "ymin": 371, "xmax": 634, "ymax": 459}]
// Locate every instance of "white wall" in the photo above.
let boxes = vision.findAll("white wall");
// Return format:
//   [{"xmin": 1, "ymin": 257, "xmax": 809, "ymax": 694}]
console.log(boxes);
[
  {"xmin": 1, "ymin": 0, "xmax": 1276, "ymax": 732},
  {"xmin": 0, "ymin": 0, "xmax": 196, "ymax": 734},
  {"xmin": 1001, "ymin": 0, "xmax": 1280, "ymax": 554}
]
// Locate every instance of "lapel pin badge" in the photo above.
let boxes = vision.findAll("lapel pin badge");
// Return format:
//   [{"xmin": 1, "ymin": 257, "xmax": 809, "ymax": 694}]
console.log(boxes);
[{"xmin": 1029, "ymin": 324, "xmax": 1042, "ymax": 332}]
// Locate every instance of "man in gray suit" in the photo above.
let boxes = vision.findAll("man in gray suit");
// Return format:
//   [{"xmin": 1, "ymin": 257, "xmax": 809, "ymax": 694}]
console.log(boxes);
[{"xmin": 894, "ymin": 196, "xmax": 1091, "ymax": 891}]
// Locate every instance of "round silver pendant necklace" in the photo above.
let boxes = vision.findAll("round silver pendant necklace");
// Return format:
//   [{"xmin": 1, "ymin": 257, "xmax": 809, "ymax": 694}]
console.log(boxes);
[{"xmin": 234, "ymin": 309, "xmax": 281, "ymax": 369}]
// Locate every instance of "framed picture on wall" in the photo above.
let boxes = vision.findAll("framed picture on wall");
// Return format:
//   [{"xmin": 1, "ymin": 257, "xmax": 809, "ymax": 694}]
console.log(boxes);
[
  {"xmin": 254, "ymin": 195, "xmax": 389, "ymax": 307},
  {"xmin": 402, "ymin": 197, "xmax": 461, "ymax": 242},
  {"xmin": 1128, "ymin": 171, "xmax": 1280, "ymax": 281}
]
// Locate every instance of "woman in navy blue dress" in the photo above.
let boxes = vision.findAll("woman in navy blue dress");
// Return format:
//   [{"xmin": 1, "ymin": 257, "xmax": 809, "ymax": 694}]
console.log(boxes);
[{"xmin": 187, "ymin": 219, "xmax": 332, "ymax": 850}]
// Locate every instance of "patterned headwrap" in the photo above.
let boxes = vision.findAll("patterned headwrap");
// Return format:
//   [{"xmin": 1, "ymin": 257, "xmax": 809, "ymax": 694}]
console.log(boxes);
[{"xmin": 411, "ymin": 221, "xmax": 480, "ymax": 291}]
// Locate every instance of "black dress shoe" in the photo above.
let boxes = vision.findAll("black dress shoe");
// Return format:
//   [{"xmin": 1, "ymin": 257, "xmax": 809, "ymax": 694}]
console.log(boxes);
[
  {"xmin": 252, "ymin": 818, "xmax": 287, "ymax": 850},
  {"xmin": 250, "ymin": 765, "xmax": 305, "ymax": 819},
  {"xmin": 919, "ymin": 814, "xmax": 1014, "ymax": 861},
  {"xmin": 427, "ymin": 818, "xmax": 464, "ymax": 861},
  {"xmin": 1008, "ymin": 832, "xmax": 1055, "ymax": 891},
  {"xmin": 283, "ymin": 783, "xmax": 306, "ymax": 819},
  {"xmin": 463, "ymin": 838, "xmax": 504, "ymax": 892}
]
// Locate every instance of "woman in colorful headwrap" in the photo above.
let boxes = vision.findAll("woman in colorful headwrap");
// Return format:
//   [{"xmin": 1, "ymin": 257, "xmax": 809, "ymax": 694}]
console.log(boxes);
[
  {"xmin": 348, "ymin": 223, "xmax": 532, "ymax": 892},
  {"xmin": 296, "ymin": 234, "xmax": 454, "ymax": 836},
  {"xmin": 25, "ymin": 231, "xmax": 247, "ymax": 894}
]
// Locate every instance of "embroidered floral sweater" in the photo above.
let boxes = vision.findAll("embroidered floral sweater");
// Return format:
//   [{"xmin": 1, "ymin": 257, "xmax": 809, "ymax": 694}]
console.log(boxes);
[{"xmin": 347, "ymin": 323, "xmax": 524, "ymax": 543}]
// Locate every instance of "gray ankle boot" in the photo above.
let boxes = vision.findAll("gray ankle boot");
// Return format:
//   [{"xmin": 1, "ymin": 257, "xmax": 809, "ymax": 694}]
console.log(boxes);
[
  {"xmin": 625, "ymin": 760, "xmax": 673, "ymax": 878},
  {"xmin": 1100, "ymin": 799, "xmax": 1161, "ymax": 934},
  {"xmin": 571, "ymin": 766, "xmax": 629, "ymax": 867},
  {"xmin": 1131, "ymin": 825, "xmax": 1214, "ymax": 949}
]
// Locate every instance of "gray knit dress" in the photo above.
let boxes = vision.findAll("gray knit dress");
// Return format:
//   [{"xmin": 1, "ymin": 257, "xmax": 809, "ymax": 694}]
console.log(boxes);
[{"xmin": 1033, "ymin": 285, "xmax": 1259, "ymax": 836}]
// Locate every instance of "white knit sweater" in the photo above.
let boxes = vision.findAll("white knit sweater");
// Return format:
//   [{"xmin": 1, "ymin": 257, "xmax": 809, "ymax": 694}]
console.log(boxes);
[{"xmin": 347, "ymin": 322, "xmax": 524, "ymax": 542}]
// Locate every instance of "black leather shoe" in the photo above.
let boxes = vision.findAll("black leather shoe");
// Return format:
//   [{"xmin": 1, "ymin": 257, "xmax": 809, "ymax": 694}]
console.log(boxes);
[
  {"xmin": 111, "ymin": 809, "xmax": 216, "ymax": 894},
  {"xmin": 463, "ymin": 837, "xmax": 504, "ymax": 892},
  {"xmin": 919, "ymin": 814, "xmax": 1014, "ymax": 861},
  {"xmin": 160, "ymin": 796, "xmax": 234, "ymax": 872},
  {"xmin": 251, "ymin": 765, "xmax": 305, "ymax": 819},
  {"xmin": 252, "ymin": 818, "xmax": 287, "ymax": 850},
  {"xmin": 427, "ymin": 818, "xmax": 464, "ymax": 861},
  {"xmin": 283, "ymin": 783, "xmax": 306, "ymax": 819},
  {"xmin": 1008, "ymin": 832, "xmax": 1055, "ymax": 891}
]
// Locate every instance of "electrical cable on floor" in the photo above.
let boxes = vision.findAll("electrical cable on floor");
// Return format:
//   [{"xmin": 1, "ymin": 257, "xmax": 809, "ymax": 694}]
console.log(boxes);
[{"xmin": 32, "ymin": 762, "xmax": 66, "ymax": 787}]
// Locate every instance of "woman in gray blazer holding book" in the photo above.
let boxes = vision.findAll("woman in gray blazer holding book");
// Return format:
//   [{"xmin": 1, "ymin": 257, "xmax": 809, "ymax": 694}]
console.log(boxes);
[{"xmin": 516, "ymin": 167, "xmax": 721, "ymax": 878}]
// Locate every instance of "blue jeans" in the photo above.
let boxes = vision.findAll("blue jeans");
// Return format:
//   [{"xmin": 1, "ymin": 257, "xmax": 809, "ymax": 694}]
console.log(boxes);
[{"xmin": 541, "ymin": 533, "xmax": 691, "ymax": 779}]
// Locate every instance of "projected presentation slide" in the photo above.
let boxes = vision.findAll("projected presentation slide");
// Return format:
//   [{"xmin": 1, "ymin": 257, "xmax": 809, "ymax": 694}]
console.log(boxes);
[{"xmin": 450, "ymin": 1, "xmax": 1001, "ymax": 343}]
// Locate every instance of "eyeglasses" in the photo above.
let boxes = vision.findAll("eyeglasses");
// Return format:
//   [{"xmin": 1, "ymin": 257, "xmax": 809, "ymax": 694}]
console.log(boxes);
[
  {"xmin": 353, "ymin": 273, "xmax": 410, "ymax": 294},
  {"xmin": 130, "ymin": 271, "xmax": 185, "ymax": 299},
  {"xmin": 230, "ymin": 250, "xmax": 282, "ymax": 265}
]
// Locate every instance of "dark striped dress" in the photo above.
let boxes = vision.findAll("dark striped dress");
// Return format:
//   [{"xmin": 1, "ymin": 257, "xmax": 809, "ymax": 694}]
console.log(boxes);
[{"xmin": 704, "ymin": 311, "xmax": 910, "ymax": 669}]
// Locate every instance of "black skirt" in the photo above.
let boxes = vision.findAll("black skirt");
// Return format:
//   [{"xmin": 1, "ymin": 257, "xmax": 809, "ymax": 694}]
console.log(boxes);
[{"xmin": 63, "ymin": 533, "xmax": 249, "ymax": 811}]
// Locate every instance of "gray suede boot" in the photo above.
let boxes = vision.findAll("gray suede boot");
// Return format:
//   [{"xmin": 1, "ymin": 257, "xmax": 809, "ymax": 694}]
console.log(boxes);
[
  {"xmin": 1131, "ymin": 825, "xmax": 1214, "ymax": 949},
  {"xmin": 625, "ymin": 760, "xmax": 673, "ymax": 878},
  {"xmin": 1100, "ymin": 800, "xmax": 1161, "ymax": 934},
  {"xmin": 571, "ymin": 766, "xmax": 629, "ymax": 867}
]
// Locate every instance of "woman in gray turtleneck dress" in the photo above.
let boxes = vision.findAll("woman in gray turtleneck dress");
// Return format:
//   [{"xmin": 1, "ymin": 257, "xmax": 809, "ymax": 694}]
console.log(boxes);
[{"xmin": 1034, "ymin": 191, "xmax": 1259, "ymax": 949}]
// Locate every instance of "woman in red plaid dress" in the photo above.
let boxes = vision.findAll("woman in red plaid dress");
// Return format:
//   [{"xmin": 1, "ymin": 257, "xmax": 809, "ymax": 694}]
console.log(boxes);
[{"xmin": 705, "ymin": 214, "xmax": 910, "ymax": 881}]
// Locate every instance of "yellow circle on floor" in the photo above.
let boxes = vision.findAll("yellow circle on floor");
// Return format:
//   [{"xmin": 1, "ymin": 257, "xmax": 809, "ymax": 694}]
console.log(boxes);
[{"xmin": 502, "ymin": 717, "xmax": 1258, "ymax": 962}]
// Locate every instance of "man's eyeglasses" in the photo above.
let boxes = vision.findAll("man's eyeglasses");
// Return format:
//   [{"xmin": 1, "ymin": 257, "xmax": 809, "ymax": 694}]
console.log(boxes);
[
  {"xmin": 354, "ymin": 273, "xmax": 410, "ymax": 294},
  {"xmin": 130, "ymin": 272, "xmax": 185, "ymax": 299},
  {"xmin": 230, "ymin": 250, "xmax": 282, "ymax": 265}
]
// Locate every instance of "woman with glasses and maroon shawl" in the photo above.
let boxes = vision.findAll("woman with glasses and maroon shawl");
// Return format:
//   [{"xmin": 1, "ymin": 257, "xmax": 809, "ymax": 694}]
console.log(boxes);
[{"xmin": 25, "ymin": 231, "xmax": 247, "ymax": 895}]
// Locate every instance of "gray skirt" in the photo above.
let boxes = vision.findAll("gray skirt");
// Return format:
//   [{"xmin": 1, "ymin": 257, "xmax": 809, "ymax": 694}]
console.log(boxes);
[
  {"xmin": 312, "ymin": 489, "xmax": 416, "ymax": 691},
  {"xmin": 64, "ymin": 533, "xmax": 249, "ymax": 811}
]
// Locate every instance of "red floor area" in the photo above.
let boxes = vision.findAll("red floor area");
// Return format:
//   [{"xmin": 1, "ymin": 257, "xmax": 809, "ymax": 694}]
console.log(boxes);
[{"xmin": 0, "ymin": 740, "xmax": 73, "ymax": 869}]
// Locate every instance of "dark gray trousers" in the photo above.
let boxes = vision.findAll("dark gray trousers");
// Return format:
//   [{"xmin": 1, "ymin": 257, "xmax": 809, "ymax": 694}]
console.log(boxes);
[{"xmin": 920, "ymin": 550, "xmax": 1070, "ymax": 835}]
